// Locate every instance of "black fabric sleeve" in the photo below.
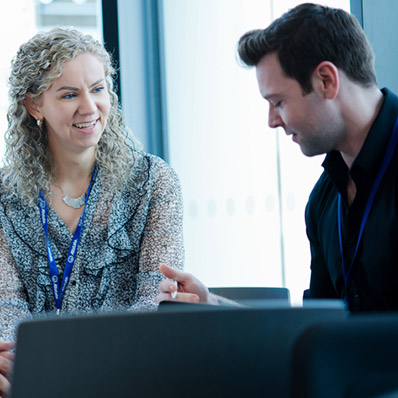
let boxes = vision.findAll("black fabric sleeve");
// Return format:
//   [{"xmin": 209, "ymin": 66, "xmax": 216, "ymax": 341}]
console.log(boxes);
[{"xmin": 305, "ymin": 195, "xmax": 338, "ymax": 299}]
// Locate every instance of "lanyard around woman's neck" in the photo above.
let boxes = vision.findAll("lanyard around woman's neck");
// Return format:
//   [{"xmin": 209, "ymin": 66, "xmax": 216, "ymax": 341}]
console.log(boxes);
[
  {"xmin": 38, "ymin": 165, "xmax": 97, "ymax": 315},
  {"xmin": 338, "ymin": 117, "xmax": 398, "ymax": 300}
]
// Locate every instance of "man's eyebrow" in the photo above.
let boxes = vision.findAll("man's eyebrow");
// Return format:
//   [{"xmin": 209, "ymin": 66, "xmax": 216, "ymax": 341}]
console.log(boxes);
[
  {"xmin": 263, "ymin": 93, "xmax": 280, "ymax": 101},
  {"xmin": 56, "ymin": 78, "xmax": 105, "ymax": 92}
]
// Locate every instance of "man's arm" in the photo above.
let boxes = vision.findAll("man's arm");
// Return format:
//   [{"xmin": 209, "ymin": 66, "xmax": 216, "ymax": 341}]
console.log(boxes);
[
  {"xmin": 305, "ymin": 196, "xmax": 337, "ymax": 299},
  {"xmin": 158, "ymin": 264, "xmax": 241, "ymax": 306},
  {"xmin": 158, "ymin": 264, "xmax": 215, "ymax": 304}
]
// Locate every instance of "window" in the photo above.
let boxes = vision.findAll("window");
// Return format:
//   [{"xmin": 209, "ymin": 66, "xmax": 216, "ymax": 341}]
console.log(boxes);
[
  {"xmin": 0, "ymin": 0, "xmax": 102, "ymax": 161},
  {"xmin": 159, "ymin": 0, "xmax": 350, "ymax": 303}
]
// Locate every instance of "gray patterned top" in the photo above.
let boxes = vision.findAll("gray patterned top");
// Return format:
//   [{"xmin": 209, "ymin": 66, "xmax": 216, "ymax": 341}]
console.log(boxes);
[{"xmin": 0, "ymin": 152, "xmax": 184, "ymax": 341}]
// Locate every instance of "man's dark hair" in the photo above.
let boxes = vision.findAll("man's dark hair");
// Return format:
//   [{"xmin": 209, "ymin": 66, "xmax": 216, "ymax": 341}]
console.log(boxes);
[{"xmin": 237, "ymin": 3, "xmax": 377, "ymax": 93}]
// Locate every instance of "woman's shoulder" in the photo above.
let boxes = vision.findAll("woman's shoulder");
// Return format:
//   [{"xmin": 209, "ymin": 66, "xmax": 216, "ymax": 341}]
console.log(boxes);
[
  {"xmin": 130, "ymin": 151, "xmax": 181, "ymax": 187},
  {"xmin": 0, "ymin": 169, "xmax": 38, "ymax": 216},
  {"xmin": 0, "ymin": 171, "xmax": 14, "ymax": 203}
]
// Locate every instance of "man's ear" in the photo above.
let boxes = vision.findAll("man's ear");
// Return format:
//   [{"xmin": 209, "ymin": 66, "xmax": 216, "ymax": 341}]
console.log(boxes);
[
  {"xmin": 312, "ymin": 61, "xmax": 339, "ymax": 100},
  {"xmin": 24, "ymin": 94, "xmax": 42, "ymax": 121}
]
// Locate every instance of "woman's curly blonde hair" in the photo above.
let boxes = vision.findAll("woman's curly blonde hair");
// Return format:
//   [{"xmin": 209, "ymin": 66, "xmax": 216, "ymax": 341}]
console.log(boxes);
[{"xmin": 2, "ymin": 27, "xmax": 139, "ymax": 206}]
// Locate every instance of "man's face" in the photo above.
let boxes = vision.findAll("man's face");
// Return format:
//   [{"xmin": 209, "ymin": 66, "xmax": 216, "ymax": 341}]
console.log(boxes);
[{"xmin": 255, "ymin": 52, "xmax": 343, "ymax": 157}]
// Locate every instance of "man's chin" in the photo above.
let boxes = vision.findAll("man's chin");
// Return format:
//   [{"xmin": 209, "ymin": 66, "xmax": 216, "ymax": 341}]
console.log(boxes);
[{"xmin": 299, "ymin": 145, "xmax": 324, "ymax": 157}]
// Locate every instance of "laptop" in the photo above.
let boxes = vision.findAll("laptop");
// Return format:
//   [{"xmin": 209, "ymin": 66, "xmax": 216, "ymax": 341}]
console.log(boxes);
[{"xmin": 10, "ymin": 303, "xmax": 346, "ymax": 398}]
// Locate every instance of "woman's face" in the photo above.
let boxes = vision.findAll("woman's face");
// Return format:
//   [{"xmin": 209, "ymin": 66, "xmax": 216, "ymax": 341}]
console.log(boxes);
[{"xmin": 34, "ymin": 53, "xmax": 111, "ymax": 155}]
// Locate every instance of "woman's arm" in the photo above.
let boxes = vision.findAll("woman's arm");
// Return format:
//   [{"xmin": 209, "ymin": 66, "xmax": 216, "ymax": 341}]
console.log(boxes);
[
  {"xmin": 0, "ymin": 219, "xmax": 31, "ymax": 397},
  {"xmin": 0, "ymin": 221, "xmax": 31, "ymax": 342},
  {"xmin": 130, "ymin": 159, "xmax": 185, "ymax": 311}
]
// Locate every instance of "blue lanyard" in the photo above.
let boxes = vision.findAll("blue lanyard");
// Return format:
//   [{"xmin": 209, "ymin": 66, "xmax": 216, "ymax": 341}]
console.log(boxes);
[
  {"xmin": 38, "ymin": 166, "xmax": 97, "ymax": 314},
  {"xmin": 338, "ymin": 117, "xmax": 398, "ymax": 293}
]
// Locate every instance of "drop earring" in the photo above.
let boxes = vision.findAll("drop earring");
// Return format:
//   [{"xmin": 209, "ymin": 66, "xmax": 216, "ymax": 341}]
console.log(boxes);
[{"xmin": 36, "ymin": 119, "xmax": 42, "ymax": 128}]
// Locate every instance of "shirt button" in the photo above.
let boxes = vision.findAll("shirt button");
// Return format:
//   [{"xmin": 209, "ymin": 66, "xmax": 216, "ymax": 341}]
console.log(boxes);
[{"xmin": 347, "ymin": 239, "xmax": 355, "ymax": 247}]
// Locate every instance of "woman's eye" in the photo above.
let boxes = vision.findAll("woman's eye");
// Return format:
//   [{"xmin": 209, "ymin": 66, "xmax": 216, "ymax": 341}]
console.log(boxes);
[
  {"xmin": 93, "ymin": 86, "xmax": 104, "ymax": 93},
  {"xmin": 62, "ymin": 93, "xmax": 76, "ymax": 99}
]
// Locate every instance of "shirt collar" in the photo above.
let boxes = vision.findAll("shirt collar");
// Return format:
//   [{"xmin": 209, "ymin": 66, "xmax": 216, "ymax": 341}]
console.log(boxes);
[
  {"xmin": 323, "ymin": 88, "xmax": 398, "ymax": 195},
  {"xmin": 352, "ymin": 88, "xmax": 398, "ymax": 176}
]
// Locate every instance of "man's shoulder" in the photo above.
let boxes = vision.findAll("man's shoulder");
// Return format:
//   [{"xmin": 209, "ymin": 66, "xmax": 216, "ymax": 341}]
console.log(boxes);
[
  {"xmin": 308, "ymin": 170, "xmax": 331, "ymax": 201},
  {"xmin": 305, "ymin": 170, "xmax": 335, "ymax": 218}
]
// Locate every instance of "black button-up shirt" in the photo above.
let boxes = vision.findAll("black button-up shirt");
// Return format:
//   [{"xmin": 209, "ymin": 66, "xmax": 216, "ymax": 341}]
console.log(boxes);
[{"xmin": 305, "ymin": 88, "xmax": 398, "ymax": 312}]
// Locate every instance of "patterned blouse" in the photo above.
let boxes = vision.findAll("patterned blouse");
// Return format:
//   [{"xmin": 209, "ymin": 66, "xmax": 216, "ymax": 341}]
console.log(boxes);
[{"xmin": 0, "ymin": 152, "xmax": 184, "ymax": 341}]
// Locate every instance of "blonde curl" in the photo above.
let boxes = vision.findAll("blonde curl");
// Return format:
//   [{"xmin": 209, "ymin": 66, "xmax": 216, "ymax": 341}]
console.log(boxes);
[{"xmin": 2, "ymin": 27, "xmax": 140, "ymax": 206}]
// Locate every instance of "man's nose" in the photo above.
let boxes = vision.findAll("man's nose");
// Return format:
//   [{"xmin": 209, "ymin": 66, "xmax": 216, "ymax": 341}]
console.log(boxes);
[{"xmin": 268, "ymin": 104, "xmax": 283, "ymax": 129}]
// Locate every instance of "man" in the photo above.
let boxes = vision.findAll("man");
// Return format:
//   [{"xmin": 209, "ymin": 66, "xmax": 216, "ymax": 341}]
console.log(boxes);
[{"xmin": 159, "ymin": 3, "xmax": 398, "ymax": 312}]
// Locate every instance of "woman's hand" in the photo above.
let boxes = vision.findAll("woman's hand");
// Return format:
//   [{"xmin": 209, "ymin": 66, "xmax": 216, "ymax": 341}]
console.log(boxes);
[
  {"xmin": 0, "ymin": 340, "xmax": 15, "ymax": 398},
  {"xmin": 158, "ymin": 264, "xmax": 218, "ymax": 305}
]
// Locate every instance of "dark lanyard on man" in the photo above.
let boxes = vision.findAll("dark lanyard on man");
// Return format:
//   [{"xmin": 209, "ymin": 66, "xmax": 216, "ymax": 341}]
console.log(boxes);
[
  {"xmin": 338, "ymin": 117, "xmax": 398, "ymax": 305},
  {"xmin": 38, "ymin": 166, "xmax": 97, "ymax": 315}
]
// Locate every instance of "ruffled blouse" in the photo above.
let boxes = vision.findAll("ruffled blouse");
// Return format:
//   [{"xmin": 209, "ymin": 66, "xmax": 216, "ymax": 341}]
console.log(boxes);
[{"xmin": 0, "ymin": 152, "xmax": 184, "ymax": 341}]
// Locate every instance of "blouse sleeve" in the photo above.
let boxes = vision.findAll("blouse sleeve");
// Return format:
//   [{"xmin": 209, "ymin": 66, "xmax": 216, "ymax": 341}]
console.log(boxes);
[
  {"xmin": 0, "ymin": 220, "xmax": 31, "ymax": 341},
  {"xmin": 130, "ymin": 159, "xmax": 184, "ymax": 311}
]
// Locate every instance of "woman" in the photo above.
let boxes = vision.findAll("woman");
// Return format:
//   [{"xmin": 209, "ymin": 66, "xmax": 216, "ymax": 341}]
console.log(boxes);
[{"xmin": 0, "ymin": 27, "xmax": 183, "ymax": 348}]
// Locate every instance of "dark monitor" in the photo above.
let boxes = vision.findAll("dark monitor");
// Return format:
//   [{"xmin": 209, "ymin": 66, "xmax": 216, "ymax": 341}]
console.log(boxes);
[
  {"xmin": 291, "ymin": 313, "xmax": 398, "ymax": 398},
  {"xmin": 10, "ymin": 305, "xmax": 346, "ymax": 398}
]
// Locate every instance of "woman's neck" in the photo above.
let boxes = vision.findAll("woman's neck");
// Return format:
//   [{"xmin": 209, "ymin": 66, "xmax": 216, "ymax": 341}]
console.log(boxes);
[{"xmin": 51, "ymin": 147, "xmax": 97, "ymax": 185}]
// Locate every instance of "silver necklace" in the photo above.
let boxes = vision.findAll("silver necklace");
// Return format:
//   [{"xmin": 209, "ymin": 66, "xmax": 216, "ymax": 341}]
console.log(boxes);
[
  {"xmin": 55, "ymin": 183, "xmax": 87, "ymax": 209},
  {"xmin": 62, "ymin": 193, "xmax": 86, "ymax": 209}
]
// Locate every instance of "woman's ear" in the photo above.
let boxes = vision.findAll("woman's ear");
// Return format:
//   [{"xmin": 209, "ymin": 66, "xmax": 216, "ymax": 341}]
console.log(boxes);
[
  {"xmin": 312, "ymin": 61, "xmax": 339, "ymax": 100},
  {"xmin": 24, "ymin": 94, "xmax": 42, "ymax": 121}
]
